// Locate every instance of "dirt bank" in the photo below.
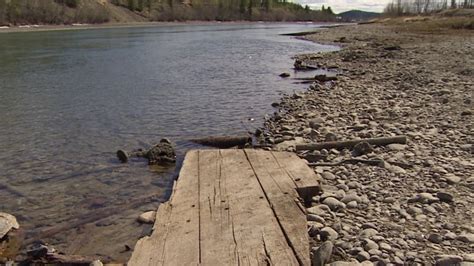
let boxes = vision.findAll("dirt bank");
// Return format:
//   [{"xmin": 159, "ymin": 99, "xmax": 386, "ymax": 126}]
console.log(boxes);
[{"xmin": 260, "ymin": 20, "xmax": 473, "ymax": 265}]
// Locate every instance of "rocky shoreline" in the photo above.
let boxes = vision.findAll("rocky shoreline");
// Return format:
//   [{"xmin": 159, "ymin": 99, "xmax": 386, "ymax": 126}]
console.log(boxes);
[{"xmin": 258, "ymin": 22, "xmax": 473, "ymax": 265}]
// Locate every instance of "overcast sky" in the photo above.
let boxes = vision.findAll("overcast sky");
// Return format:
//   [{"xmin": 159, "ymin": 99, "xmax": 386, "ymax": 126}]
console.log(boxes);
[{"xmin": 295, "ymin": 0, "xmax": 391, "ymax": 13}]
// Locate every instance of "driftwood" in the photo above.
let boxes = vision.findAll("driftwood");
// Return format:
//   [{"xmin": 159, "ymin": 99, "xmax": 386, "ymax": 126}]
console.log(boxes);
[
  {"xmin": 296, "ymin": 136, "xmax": 407, "ymax": 151},
  {"xmin": 308, "ymin": 158, "xmax": 384, "ymax": 167},
  {"xmin": 293, "ymin": 74, "xmax": 337, "ymax": 83},
  {"xmin": 191, "ymin": 135, "xmax": 251, "ymax": 149}
]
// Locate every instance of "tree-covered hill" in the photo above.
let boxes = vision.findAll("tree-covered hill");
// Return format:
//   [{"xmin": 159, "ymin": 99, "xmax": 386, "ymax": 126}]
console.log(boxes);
[{"xmin": 0, "ymin": 0, "xmax": 337, "ymax": 26}]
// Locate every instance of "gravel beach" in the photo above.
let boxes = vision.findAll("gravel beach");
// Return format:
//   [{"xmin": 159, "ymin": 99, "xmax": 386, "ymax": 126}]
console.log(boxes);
[{"xmin": 259, "ymin": 20, "xmax": 473, "ymax": 265}]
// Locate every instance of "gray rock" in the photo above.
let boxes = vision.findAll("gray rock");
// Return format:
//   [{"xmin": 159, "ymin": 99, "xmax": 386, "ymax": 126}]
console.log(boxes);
[
  {"xmin": 457, "ymin": 233, "xmax": 474, "ymax": 243},
  {"xmin": 137, "ymin": 211, "xmax": 156, "ymax": 224},
  {"xmin": 0, "ymin": 212, "xmax": 20, "ymax": 239},
  {"xmin": 387, "ymin": 144, "xmax": 406, "ymax": 151},
  {"xmin": 379, "ymin": 242, "xmax": 392, "ymax": 251},
  {"xmin": 428, "ymin": 233, "xmax": 443, "ymax": 244},
  {"xmin": 322, "ymin": 197, "xmax": 346, "ymax": 211},
  {"xmin": 362, "ymin": 239, "xmax": 379, "ymax": 251},
  {"xmin": 312, "ymin": 241, "xmax": 334, "ymax": 266},
  {"xmin": 320, "ymin": 227, "xmax": 339, "ymax": 241},
  {"xmin": 409, "ymin": 193, "xmax": 439, "ymax": 204},
  {"xmin": 360, "ymin": 228, "xmax": 378, "ymax": 238},
  {"xmin": 464, "ymin": 254, "xmax": 474, "ymax": 262},
  {"xmin": 356, "ymin": 251, "xmax": 371, "ymax": 262},
  {"xmin": 445, "ymin": 174, "xmax": 461, "ymax": 184},
  {"xmin": 341, "ymin": 193, "xmax": 362, "ymax": 204},
  {"xmin": 435, "ymin": 255, "xmax": 463, "ymax": 266},
  {"xmin": 307, "ymin": 214, "xmax": 326, "ymax": 224},
  {"xmin": 347, "ymin": 201, "xmax": 358, "ymax": 208},
  {"xmin": 322, "ymin": 172, "xmax": 337, "ymax": 180}
]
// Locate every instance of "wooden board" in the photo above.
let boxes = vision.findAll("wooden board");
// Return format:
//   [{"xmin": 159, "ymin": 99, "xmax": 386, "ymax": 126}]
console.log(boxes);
[{"xmin": 129, "ymin": 149, "xmax": 320, "ymax": 266}]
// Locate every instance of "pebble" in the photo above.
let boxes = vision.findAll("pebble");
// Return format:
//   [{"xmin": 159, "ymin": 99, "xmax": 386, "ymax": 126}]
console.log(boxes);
[{"xmin": 137, "ymin": 211, "xmax": 156, "ymax": 224}]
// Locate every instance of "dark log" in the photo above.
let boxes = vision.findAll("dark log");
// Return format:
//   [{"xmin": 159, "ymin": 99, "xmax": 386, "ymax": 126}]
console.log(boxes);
[
  {"xmin": 308, "ymin": 159, "xmax": 384, "ymax": 167},
  {"xmin": 296, "ymin": 136, "xmax": 407, "ymax": 151},
  {"xmin": 191, "ymin": 136, "xmax": 251, "ymax": 149}
]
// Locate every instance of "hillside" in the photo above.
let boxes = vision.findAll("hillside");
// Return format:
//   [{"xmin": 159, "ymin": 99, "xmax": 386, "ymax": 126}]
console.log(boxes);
[
  {"xmin": 0, "ymin": 0, "xmax": 336, "ymax": 26},
  {"xmin": 338, "ymin": 10, "xmax": 380, "ymax": 22}
]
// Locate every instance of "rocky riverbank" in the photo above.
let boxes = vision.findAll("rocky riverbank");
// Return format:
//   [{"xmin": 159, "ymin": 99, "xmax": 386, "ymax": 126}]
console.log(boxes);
[{"xmin": 258, "ymin": 21, "xmax": 473, "ymax": 265}]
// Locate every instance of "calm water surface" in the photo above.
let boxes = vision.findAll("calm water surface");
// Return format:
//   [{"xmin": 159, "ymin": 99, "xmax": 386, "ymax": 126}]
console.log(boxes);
[{"xmin": 0, "ymin": 23, "xmax": 337, "ymax": 260}]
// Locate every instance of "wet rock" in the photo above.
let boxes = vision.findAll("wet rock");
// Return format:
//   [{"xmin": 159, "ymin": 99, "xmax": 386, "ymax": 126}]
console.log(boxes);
[
  {"xmin": 137, "ymin": 211, "xmax": 156, "ymax": 224},
  {"xmin": 312, "ymin": 241, "xmax": 333, "ymax": 266}
]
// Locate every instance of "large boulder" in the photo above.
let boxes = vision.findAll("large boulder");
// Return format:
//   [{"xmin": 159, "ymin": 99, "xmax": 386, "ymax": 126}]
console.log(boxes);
[{"xmin": 0, "ymin": 212, "xmax": 19, "ymax": 239}]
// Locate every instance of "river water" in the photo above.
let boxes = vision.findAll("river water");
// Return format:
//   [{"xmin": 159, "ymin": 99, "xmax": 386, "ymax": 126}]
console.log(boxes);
[{"xmin": 0, "ymin": 23, "xmax": 336, "ymax": 261}]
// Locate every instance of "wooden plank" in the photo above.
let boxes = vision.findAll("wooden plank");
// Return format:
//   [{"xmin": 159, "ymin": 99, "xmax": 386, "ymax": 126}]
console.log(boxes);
[
  {"xmin": 130, "ymin": 149, "xmax": 314, "ymax": 266},
  {"xmin": 218, "ymin": 149, "xmax": 299, "ymax": 265},
  {"xmin": 129, "ymin": 150, "xmax": 200, "ymax": 266},
  {"xmin": 160, "ymin": 150, "xmax": 200, "ymax": 265},
  {"xmin": 198, "ymin": 149, "xmax": 237, "ymax": 265},
  {"xmin": 270, "ymin": 151, "xmax": 321, "ymax": 204},
  {"xmin": 245, "ymin": 149, "xmax": 311, "ymax": 266},
  {"xmin": 128, "ymin": 202, "xmax": 172, "ymax": 266}
]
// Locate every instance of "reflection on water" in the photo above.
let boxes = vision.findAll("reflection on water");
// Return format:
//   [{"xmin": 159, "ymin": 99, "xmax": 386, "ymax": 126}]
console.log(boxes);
[{"xmin": 0, "ymin": 23, "xmax": 337, "ymax": 261}]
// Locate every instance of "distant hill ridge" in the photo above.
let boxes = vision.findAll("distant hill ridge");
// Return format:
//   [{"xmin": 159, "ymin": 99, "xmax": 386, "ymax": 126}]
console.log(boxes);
[
  {"xmin": 0, "ymin": 0, "xmax": 337, "ymax": 26},
  {"xmin": 337, "ymin": 10, "xmax": 381, "ymax": 22}
]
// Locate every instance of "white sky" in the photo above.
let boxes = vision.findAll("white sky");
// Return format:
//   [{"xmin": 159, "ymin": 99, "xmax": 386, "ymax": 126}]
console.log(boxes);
[{"xmin": 294, "ymin": 0, "xmax": 391, "ymax": 13}]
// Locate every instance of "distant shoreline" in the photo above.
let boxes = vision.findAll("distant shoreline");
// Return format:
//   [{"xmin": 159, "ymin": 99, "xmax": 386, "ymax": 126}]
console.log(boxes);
[{"xmin": 0, "ymin": 21, "xmax": 336, "ymax": 34}]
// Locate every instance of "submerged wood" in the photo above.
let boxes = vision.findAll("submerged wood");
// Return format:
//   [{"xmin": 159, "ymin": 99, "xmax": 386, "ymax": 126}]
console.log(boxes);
[
  {"xmin": 23, "ymin": 193, "xmax": 162, "ymax": 246},
  {"xmin": 296, "ymin": 135, "xmax": 407, "ymax": 151},
  {"xmin": 191, "ymin": 135, "xmax": 251, "ymax": 148}
]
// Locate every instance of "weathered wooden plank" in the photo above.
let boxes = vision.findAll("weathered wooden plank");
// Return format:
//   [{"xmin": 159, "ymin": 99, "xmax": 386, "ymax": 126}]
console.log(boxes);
[
  {"xmin": 130, "ymin": 149, "xmax": 314, "ymax": 266},
  {"xmin": 160, "ymin": 150, "xmax": 200, "ymax": 265},
  {"xmin": 245, "ymin": 149, "xmax": 311, "ymax": 266},
  {"xmin": 198, "ymin": 150, "xmax": 237, "ymax": 265},
  {"xmin": 218, "ymin": 149, "xmax": 299, "ymax": 265},
  {"xmin": 129, "ymin": 150, "xmax": 200, "ymax": 266},
  {"xmin": 270, "ymin": 151, "xmax": 321, "ymax": 204},
  {"xmin": 128, "ymin": 202, "xmax": 172, "ymax": 266}
]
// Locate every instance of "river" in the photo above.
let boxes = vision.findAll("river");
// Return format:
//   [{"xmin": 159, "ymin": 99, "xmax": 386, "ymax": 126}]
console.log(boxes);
[{"xmin": 0, "ymin": 23, "xmax": 337, "ymax": 261}]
